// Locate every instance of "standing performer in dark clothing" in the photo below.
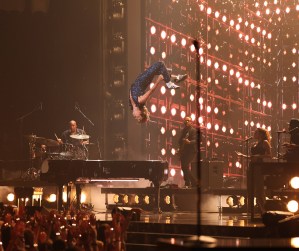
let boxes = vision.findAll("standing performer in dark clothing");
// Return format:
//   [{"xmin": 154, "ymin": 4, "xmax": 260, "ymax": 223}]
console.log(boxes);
[
  {"xmin": 236, "ymin": 128, "xmax": 271, "ymax": 161},
  {"xmin": 237, "ymin": 127, "xmax": 272, "ymax": 213},
  {"xmin": 250, "ymin": 128, "xmax": 271, "ymax": 213},
  {"xmin": 283, "ymin": 118, "xmax": 299, "ymax": 162},
  {"xmin": 129, "ymin": 61, "xmax": 187, "ymax": 123},
  {"xmin": 177, "ymin": 116, "xmax": 198, "ymax": 188},
  {"xmin": 250, "ymin": 127, "xmax": 272, "ymax": 162}
]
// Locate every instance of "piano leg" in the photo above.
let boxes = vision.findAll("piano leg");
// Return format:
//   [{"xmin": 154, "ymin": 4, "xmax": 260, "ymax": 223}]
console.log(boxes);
[
  {"xmin": 154, "ymin": 186, "xmax": 162, "ymax": 214},
  {"xmin": 248, "ymin": 163, "xmax": 256, "ymax": 221},
  {"xmin": 158, "ymin": 186, "xmax": 162, "ymax": 213},
  {"xmin": 67, "ymin": 185, "xmax": 71, "ymax": 210},
  {"xmin": 58, "ymin": 185, "xmax": 63, "ymax": 211},
  {"xmin": 76, "ymin": 184, "xmax": 82, "ymax": 210}
]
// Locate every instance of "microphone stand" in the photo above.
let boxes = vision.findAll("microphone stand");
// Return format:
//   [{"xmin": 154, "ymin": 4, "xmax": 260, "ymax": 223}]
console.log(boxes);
[
  {"xmin": 188, "ymin": 39, "xmax": 216, "ymax": 247},
  {"xmin": 276, "ymin": 131, "xmax": 284, "ymax": 162},
  {"xmin": 242, "ymin": 136, "xmax": 252, "ymax": 215},
  {"xmin": 158, "ymin": 40, "xmax": 217, "ymax": 250},
  {"xmin": 16, "ymin": 104, "xmax": 42, "ymax": 157},
  {"xmin": 97, "ymin": 138, "xmax": 102, "ymax": 159},
  {"xmin": 194, "ymin": 40, "xmax": 201, "ymax": 236},
  {"xmin": 75, "ymin": 104, "xmax": 103, "ymax": 159},
  {"xmin": 75, "ymin": 105, "xmax": 95, "ymax": 127},
  {"xmin": 243, "ymin": 137, "xmax": 252, "ymax": 187},
  {"xmin": 16, "ymin": 104, "xmax": 41, "ymax": 122},
  {"xmin": 16, "ymin": 103, "xmax": 42, "ymax": 179}
]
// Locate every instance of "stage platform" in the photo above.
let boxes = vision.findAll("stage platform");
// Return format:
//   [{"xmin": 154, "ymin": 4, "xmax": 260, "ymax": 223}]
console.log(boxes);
[
  {"xmin": 95, "ymin": 209, "xmax": 299, "ymax": 250},
  {"xmin": 1, "ymin": 175, "xmax": 299, "ymax": 249}
]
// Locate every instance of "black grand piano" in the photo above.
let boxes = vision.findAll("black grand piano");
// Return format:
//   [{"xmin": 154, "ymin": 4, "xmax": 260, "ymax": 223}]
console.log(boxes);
[
  {"xmin": 40, "ymin": 159, "xmax": 168, "ymax": 187},
  {"xmin": 40, "ymin": 159, "xmax": 169, "ymax": 210}
]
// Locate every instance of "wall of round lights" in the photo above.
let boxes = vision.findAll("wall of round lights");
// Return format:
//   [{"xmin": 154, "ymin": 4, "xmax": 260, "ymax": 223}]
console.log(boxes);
[{"xmin": 143, "ymin": 0, "xmax": 299, "ymax": 186}]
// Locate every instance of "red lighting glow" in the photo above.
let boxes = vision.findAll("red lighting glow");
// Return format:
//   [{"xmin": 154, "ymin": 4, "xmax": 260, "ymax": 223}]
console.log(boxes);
[
  {"xmin": 150, "ymin": 26, "xmax": 156, "ymax": 34},
  {"xmin": 150, "ymin": 104, "xmax": 157, "ymax": 113},
  {"xmin": 161, "ymin": 106, "xmax": 167, "ymax": 114},
  {"xmin": 161, "ymin": 30, "xmax": 167, "ymax": 39},
  {"xmin": 144, "ymin": 0, "xmax": 298, "ymax": 187}
]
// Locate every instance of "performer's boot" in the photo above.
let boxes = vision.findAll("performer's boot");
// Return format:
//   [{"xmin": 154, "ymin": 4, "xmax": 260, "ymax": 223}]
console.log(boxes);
[
  {"xmin": 172, "ymin": 74, "xmax": 188, "ymax": 83},
  {"xmin": 166, "ymin": 81, "xmax": 180, "ymax": 89}
]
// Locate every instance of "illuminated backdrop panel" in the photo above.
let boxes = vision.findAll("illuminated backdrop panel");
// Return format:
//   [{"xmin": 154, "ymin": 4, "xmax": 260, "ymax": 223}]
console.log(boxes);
[{"xmin": 142, "ymin": 0, "xmax": 299, "ymax": 186}]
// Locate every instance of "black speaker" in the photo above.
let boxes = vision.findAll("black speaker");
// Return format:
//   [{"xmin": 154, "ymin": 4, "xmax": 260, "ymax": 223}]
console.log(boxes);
[
  {"xmin": 111, "ymin": 207, "xmax": 141, "ymax": 221},
  {"xmin": 192, "ymin": 161, "xmax": 223, "ymax": 189},
  {"xmin": 277, "ymin": 213, "xmax": 299, "ymax": 237},
  {"xmin": 14, "ymin": 187, "xmax": 34, "ymax": 198},
  {"xmin": 262, "ymin": 210, "xmax": 293, "ymax": 227}
]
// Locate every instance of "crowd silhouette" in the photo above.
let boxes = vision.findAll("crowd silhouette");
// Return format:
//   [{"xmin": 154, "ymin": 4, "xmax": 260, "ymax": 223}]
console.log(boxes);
[{"xmin": 0, "ymin": 204, "xmax": 138, "ymax": 251}]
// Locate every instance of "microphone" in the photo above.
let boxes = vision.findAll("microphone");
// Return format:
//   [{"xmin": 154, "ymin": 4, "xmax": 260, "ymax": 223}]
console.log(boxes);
[
  {"xmin": 193, "ymin": 39, "xmax": 200, "ymax": 51},
  {"xmin": 276, "ymin": 130, "xmax": 286, "ymax": 133},
  {"xmin": 289, "ymin": 127, "xmax": 299, "ymax": 134},
  {"xmin": 148, "ymin": 120, "xmax": 158, "ymax": 124},
  {"xmin": 243, "ymin": 136, "xmax": 253, "ymax": 141}
]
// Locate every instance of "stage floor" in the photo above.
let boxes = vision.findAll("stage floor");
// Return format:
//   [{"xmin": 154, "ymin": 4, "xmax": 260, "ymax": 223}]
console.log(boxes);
[
  {"xmin": 95, "ymin": 210, "xmax": 299, "ymax": 249},
  {"xmin": 95, "ymin": 210, "xmax": 264, "ymax": 227},
  {"xmin": 95, "ymin": 210, "xmax": 265, "ymax": 232}
]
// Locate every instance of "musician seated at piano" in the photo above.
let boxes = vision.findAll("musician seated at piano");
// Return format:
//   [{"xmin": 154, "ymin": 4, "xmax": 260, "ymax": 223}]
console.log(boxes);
[
  {"xmin": 57, "ymin": 120, "xmax": 89, "ymax": 146},
  {"xmin": 283, "ymin": 118, "xmax": 299, "ymax": 162}
]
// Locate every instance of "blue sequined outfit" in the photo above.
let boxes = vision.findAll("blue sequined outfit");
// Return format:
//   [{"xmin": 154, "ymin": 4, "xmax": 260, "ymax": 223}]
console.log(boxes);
[{"xmin": 129, "ymin": 61, "xmax": 171, "ymax": 109}]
